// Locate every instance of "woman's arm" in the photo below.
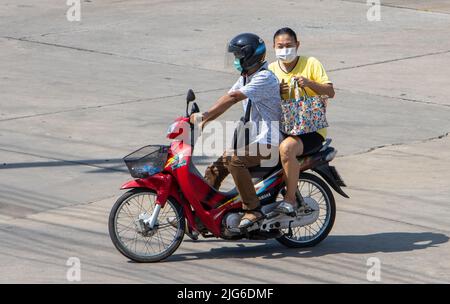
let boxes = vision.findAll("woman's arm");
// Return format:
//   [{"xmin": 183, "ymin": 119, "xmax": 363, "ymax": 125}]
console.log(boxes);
[{"xmin": 296, "ymin": 76, "xmax": 335, "ymax": 98}]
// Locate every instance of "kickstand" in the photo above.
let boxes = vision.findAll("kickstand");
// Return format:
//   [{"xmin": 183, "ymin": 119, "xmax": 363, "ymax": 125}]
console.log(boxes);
[{"xmin": 287, "ymin": 220, "xmax": 294, "ymax": 237}]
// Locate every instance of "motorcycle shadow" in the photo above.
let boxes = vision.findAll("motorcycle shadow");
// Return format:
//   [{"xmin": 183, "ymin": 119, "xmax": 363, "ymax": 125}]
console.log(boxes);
[{"xmin": 165, "ymin": 232, "xmax": 448, "ymax": 262}]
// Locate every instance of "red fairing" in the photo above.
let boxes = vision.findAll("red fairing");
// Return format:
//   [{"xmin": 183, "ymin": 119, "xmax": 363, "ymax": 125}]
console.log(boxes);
[
  {"xmin": 121, "ymin": 174, "xmax": 172, "ymax": 205},
  {"xmin": 164, "ymin": 140, "xmax": 242, "ymax": 236},
  {"xmin": 167, "ymin": 117, "xmax": 190, "ymax": 140}
]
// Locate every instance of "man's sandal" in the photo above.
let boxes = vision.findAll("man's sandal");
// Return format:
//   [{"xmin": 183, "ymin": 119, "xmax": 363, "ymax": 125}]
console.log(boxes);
[{"xmin": 238, "ymin": 209, "xmax": 265, "ymax": 229}]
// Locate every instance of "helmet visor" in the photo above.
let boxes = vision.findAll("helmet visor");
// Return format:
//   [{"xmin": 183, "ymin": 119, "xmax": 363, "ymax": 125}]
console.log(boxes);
[
  {"xmin": 228, "ymin": 44, "xmax": 246, "ymax": 59},
  {"xmin": 224, "ymin": 44, "xmax": 240, "ymax": 72}
]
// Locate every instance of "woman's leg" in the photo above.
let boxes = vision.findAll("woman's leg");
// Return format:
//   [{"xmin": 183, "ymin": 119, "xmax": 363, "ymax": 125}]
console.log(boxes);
[
  {"xmin": 279, "ymin": 132, "xmax": 325, "ymax": 208},
  {"xmin": 279, "ymin": 136, "xmax": 303, "ymax": 205}
]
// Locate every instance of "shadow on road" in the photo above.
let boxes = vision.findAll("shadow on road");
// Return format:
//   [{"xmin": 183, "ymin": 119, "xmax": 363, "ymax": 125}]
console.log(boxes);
[
  {"xmin": 166, "ymin": 232, "xmax": 449, "ymax": 262},
  {"xmin": 0, "ymin": 155, "xmax": 213, "ymax": 174},
  {"xmin": 0, "ymin": 158, "xmax": 127, "ymax": 172}
]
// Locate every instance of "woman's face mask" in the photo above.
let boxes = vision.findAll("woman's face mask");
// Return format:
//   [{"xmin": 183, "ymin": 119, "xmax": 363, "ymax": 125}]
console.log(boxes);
[{"xmin": 275, "ymin": 47, "xmax": 297, "ymax": 63}]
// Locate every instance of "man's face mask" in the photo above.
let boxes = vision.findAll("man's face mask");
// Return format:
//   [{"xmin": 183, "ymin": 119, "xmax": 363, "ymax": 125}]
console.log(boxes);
[
  {"xmin": 233, "ymin": 58, "xmax": 243, "ymax": 72},
  {"xmin": 275, "ymin": 47, "xmax": 297, "ymax": 63}
]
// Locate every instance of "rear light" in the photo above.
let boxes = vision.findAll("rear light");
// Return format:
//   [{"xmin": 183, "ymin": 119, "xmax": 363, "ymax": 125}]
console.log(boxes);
[{"xmin": 325, "ymin": 149, "xmax": 337, "ymax": 162}]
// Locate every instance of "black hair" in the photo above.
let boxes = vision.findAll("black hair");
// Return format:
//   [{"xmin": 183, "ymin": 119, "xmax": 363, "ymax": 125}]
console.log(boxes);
[{"xmin": 273, "ymin": 27, "xmax": 298, "ymax": 43}]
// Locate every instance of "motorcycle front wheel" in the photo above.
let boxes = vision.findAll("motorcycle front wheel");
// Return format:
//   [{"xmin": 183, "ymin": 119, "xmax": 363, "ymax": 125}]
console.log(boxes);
[
  {"xmin": 108, "ymin": 188, "xmax": 185, "ymax": 262},
  {"xmin": 276, "ymin": 172, "xmax": 336, "ymax": 248}
]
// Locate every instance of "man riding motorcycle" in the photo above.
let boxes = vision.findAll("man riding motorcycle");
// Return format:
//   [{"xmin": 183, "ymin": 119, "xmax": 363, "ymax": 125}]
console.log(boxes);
[
  {"xmin": 190, "ymin": 33, "xmax": 282, "ymax": 228},
  {"xmin": 109, "ymin": 33, "xmax": 349, "ymax": 263}
]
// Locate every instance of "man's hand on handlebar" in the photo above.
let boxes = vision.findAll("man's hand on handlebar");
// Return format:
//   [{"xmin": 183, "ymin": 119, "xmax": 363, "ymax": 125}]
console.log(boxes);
[{"xmin": 190, "ymin": 113, "xmax": 204, "ymax": 130}]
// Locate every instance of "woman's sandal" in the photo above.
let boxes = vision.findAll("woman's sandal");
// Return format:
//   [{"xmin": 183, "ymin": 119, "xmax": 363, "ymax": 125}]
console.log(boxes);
[
  {"xmin": 238, "ymin": 209, "xmax": 265, "ymax": 229},
  {"xmin": 274, "ymin": 200, "xmax": 298, "ymax": 216}
]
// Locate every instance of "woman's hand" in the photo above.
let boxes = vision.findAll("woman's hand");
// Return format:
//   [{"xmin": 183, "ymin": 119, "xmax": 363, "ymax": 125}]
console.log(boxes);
[
  {"xmin": 280, "ymin": 79, "xmax": 289, "ymax": 95},
  {"xmin": 294, "ymin": 76, "xmax": 312, "ymax": 88},
  {"xmin": 295, "ymin": 77, "xmax": 335, "ymax": 98}
]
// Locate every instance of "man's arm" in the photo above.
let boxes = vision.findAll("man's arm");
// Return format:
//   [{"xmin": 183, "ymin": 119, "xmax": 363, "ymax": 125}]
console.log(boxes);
[{"xmin": 190, "ymin": 91, "xmax": 247, "ymax": 127}]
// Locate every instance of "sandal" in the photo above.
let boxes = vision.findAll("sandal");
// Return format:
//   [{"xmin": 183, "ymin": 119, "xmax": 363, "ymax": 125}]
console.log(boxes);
[
  {"xmin": 274, "ymin": 200, "xmax": 298, "ymax": 216},
  {"xmin": 238, "ymin": 209, "xmax": 264, "ymax": 229}
]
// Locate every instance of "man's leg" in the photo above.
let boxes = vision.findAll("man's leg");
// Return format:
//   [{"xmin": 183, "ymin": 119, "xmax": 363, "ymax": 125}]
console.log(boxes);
[
  {"xmin": 226, "ymin": 153, "xmax": 262, "ymax": 210},
  {"xmin": 226, "ymin": 144, "xmax": 272, "ymax": 212}
]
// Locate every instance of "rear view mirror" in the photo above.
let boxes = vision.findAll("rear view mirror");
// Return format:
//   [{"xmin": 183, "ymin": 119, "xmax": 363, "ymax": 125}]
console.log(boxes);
[
  {"xmin": 186, "ymin": 89, "xmax": 195, "ymax": 103},
  {"xmin": 185, "ymin": 89, "xmax": 196, "ymax": 117},
  {"xmin": 189, "ymin": 102, "xmax": 200, "ymax": 115}
]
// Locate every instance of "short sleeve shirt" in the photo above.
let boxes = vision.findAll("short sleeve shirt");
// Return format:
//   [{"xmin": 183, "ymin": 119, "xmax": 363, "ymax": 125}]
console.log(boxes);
[
  {"xmin": 269, "ymin": 56, "xmax": 332, "ymax": 139},
  {"xmin": 228, "ymin": 62, "xmax": 282, "ymax": 146}
]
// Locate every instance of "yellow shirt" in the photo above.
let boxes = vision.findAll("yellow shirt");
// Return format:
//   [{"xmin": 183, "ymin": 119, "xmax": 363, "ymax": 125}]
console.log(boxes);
[{"xmin": 269, "ymin": 56, "xmax": 331, "ymax": 139}]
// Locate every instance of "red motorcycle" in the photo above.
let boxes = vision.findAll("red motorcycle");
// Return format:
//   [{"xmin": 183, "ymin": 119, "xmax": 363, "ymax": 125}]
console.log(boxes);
[{"xmin": 108, "ymin": 90, "xmax": 349, "ymax": 262}]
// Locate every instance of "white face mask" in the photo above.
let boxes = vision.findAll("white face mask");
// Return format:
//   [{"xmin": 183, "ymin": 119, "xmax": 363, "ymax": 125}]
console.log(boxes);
[{"xmin": 275, "ymin": 47, "xmax": 297, "ymax": 63}]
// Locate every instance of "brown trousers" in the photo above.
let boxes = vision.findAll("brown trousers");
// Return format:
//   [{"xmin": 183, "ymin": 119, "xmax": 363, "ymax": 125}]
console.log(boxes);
[{"xmin": 204, "ymin": 145, "xmax": 272, "ymax": 210}]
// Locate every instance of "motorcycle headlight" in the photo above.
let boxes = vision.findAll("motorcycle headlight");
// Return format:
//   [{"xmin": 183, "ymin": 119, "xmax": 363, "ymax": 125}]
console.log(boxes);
[{"xmin": 167, "ymin": 122, "xmax": 178, "ymax": 135}]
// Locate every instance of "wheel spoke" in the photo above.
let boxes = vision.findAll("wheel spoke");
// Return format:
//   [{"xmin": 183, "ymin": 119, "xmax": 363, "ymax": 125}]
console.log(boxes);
[
  {"xmin": 117, "ymin": 224, "xmax": 136, "ymax": 234},
  {"xmin": 113, "ymin": 192, "xmax": 183, "ymax": 259},
  {"xmin": 282, "ymin": 176, "xmax": 333, "ymax": 244}
]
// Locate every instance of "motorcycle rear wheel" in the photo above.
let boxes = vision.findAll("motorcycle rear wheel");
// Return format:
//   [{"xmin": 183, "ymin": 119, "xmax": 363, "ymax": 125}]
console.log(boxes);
[
  {"xmin": 276, "ymin": 172, "xmax": 336, "ymax": 248},
  {"xmin": 108, "ymin": 188, "xmax": 185, "ymax": 262}
]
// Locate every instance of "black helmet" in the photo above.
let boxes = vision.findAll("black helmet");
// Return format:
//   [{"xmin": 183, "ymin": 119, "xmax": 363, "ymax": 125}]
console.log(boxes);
[{"xmin": 227, "ymin": 33, "xmax": 266, "ymax": 72}]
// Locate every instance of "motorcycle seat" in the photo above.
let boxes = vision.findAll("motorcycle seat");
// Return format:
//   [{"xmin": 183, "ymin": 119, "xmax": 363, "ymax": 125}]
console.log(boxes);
[
  {"xmin": 248, "ymin": 138, "xmax": 332, "ymax": 175},
  {"xmin": 298, "ymin": 138, "xmax": 332, "ymax": 158}
]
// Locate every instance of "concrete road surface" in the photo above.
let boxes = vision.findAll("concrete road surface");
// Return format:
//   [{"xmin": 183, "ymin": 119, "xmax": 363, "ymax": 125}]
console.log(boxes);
[{"xmin": 0, "ymin": 0, "xmax": 449, "ymax": 283}]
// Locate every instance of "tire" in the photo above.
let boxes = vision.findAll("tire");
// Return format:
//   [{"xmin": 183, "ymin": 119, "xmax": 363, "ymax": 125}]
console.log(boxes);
[
  {"xmin": 108, "ymin": 188, "xmax": 185, "ymax": 262},
  {"xmin": 276, "ymin": 172, "xmax": 336, "ymax": 248}
]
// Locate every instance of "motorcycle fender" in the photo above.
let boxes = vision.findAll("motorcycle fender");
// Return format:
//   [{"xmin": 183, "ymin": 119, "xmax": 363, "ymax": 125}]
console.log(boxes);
[
  {"xmin": 312, "ymin": 164, "xmax": 350, "ymax": 198},
  {"xmin": 120, "ymin": 174, "xmax": 197, "ymax": 230},
  {"xmin": 121, "ymin": 174, "xmax": 174, "ymax": 205}
]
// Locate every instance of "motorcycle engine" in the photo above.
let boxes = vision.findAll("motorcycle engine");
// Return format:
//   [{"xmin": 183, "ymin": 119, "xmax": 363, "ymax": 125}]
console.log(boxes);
[{"xmin": 222, "ymin": 212, "xmax": 243, "ymax": 236}]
